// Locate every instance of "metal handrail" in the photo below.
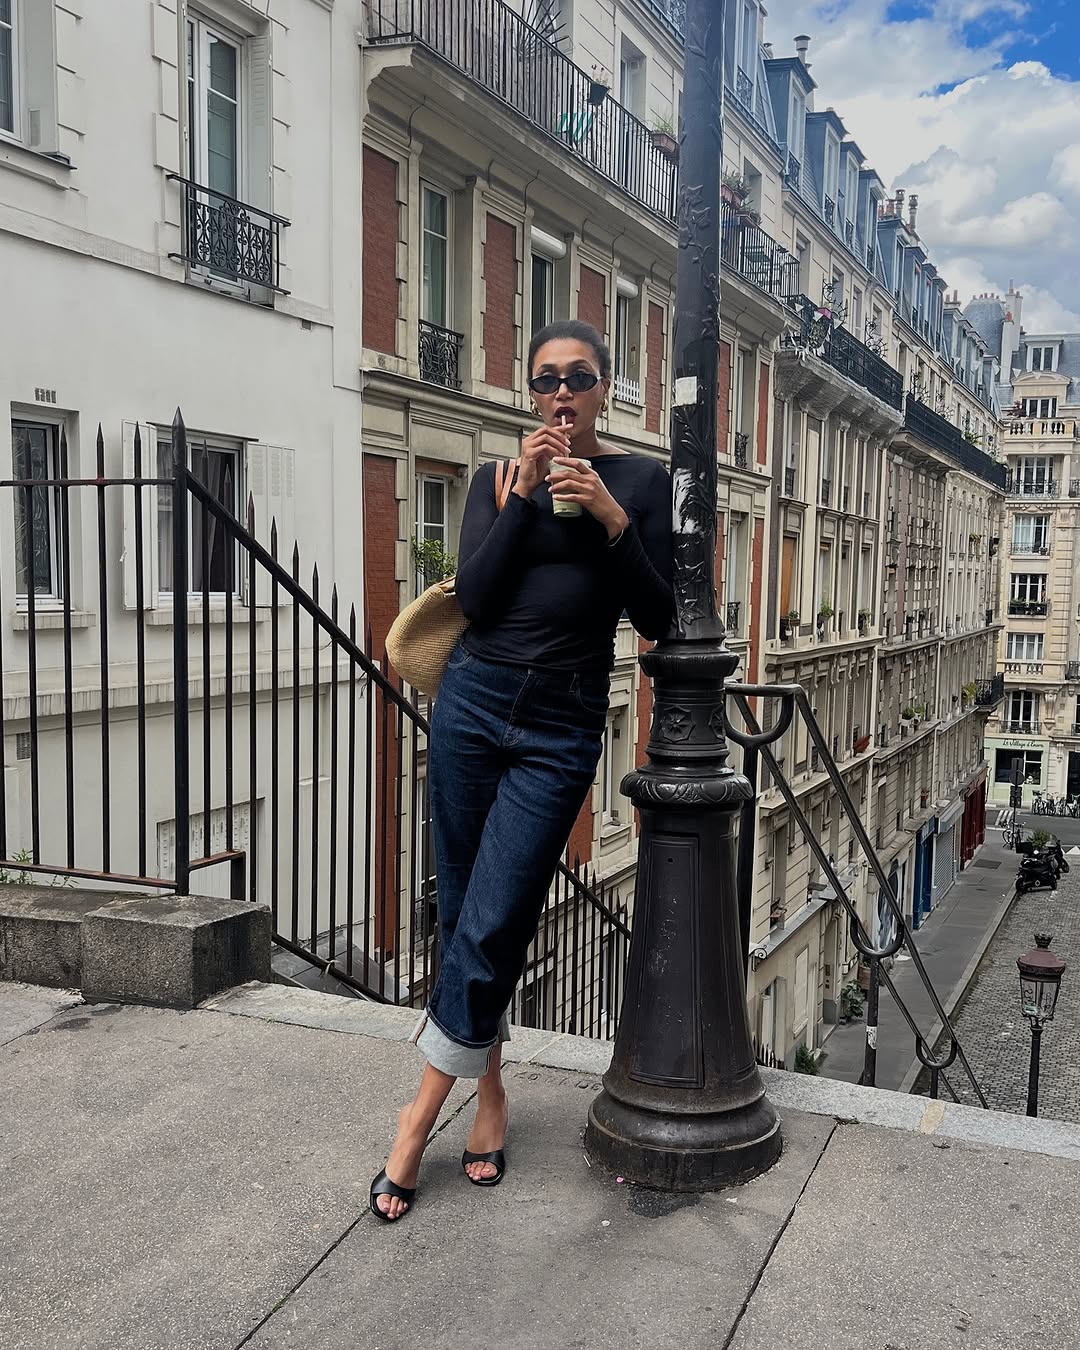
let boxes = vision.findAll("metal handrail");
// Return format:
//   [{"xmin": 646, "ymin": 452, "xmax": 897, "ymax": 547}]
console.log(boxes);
[{"xmin": 724, "ymin": 681, "xmax": 989, "ymax": 1106}]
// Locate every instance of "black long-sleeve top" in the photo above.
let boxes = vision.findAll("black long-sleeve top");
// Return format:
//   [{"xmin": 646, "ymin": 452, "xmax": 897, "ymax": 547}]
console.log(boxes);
[{"xmin": 455, "ymin": 454, "xmax": 674, "ymax": 673}]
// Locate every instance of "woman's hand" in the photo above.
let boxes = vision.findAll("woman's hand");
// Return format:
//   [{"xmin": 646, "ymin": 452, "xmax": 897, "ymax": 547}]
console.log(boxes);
[
  {"xmin": 515, "ymin": 424, "xmax": 572, "ymax": 497},
  {"xmin": 547, "ymin": 457, "xmax": 630, "ymax": 540}
]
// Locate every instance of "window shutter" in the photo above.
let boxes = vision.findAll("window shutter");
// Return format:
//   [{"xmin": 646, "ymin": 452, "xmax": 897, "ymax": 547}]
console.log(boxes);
[
  {"xmin": 246, "ymin": 443, "xmax": 294, "ymax": 606},
  {"xmin": 122, "ymin": 423, "xmax": 159, "ymax": 610},
  {"xmin": 247, "ymin": 31, "xmax": 273, "ymax": 213}
]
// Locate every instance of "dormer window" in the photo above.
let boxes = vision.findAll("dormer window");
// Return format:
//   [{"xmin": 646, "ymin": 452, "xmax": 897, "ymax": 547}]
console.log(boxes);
[
  {"xmin": 739, "ymin": 1, "xmax": 757, "ymax": 81},
  {"xmin": 844, "ymin": 160, "xmax": 859, "ymax": 222},
  {"xmin": 1028, "ymin": 345, "xmax": 1058, "ymax": 372},
  {"xmin": 824, "ymin": 135, "xmax": 839, "ymax": 208},
  {"xmin": 787, "ymin": 85, "xmax": 805, "ymax": 162}
]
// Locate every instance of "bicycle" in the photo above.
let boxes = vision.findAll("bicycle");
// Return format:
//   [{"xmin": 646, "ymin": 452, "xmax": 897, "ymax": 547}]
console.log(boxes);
[{"xmin": 1031, "ymin": 791, "xmax": 1045, "ymax": 815}]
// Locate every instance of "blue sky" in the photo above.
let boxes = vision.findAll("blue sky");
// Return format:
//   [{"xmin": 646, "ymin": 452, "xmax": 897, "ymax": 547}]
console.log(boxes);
[{"xmin": 764, "ymin": 0, "xmax": 1080, "ymax": 327}]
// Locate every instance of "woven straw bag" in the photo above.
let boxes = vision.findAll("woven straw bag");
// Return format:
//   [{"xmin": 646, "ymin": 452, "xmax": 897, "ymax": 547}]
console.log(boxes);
[{"xmin": 386, "ymin": 460, "xmax": 517, "ymax": 696}]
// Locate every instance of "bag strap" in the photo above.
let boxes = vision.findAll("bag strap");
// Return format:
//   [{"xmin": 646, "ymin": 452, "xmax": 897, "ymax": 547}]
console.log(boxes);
[{"xmin": 494, "ymin": 458, "xmax": 520, "ymax": 511}]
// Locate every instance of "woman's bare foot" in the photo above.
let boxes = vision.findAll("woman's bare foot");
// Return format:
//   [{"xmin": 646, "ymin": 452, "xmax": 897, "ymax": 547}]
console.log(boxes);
[
  {"xmin": 464, "ymin": 1085, "xmax": 508, "ymax": 1182},
  {"xmin": 376, "ymin": 1103, "xmax": 430, "ymax": 1220}
]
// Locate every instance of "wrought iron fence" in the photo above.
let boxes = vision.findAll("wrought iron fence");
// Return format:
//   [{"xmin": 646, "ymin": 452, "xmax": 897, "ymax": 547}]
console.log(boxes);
[
  {"xmin": 167, "ymin": 175, "xmax": 289, "ymax": 293},
  {"xmin": 784, "ymin": 295, "xmax": 904, "ymax": 410},
  {"xmin": 0, "ymin": 413, "xmax": 628, "ymax": 1035},
  {"xmin": 366, "ymin": 0, "xmax": 677, "ymax": 221},
  {"xmin": 419, "ymin": 320, "xmax": 464, "ymax": 388},
  {"xmin": 733, "ymin": 431, "xmax": 749, "ymax": 468}
]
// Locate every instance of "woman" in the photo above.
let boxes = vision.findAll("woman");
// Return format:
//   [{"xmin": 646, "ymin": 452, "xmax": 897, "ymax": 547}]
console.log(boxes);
[{"xmin": 371, "ymin": 320, "xmax": 673, "ymax": 1221}]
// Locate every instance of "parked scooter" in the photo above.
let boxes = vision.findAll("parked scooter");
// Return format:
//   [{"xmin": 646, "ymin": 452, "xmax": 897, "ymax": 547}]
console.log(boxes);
[{"xmin": 1016, "ymin": 836, "xmax": 1070, "ymax": 894}]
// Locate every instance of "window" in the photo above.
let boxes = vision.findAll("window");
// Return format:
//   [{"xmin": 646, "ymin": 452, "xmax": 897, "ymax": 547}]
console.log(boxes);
[
  {"xmin": 995, "ymin": 748, "xmax": 1042, "ymax": 785},
  {"xmin": 1015, "ymin": 457, "xmax": 1053, "ymax": 492},
  {"xmin": 1012, "ymin": 515, "xmax": 1050, "ymax": 553},
  {"xmin": 601, "ymin": 706, "xmax": 630, "ymax": 829},
  {"xmin": 11, "ymin": 419, "xmax": 64, "ymax": 600},
  {"xmin": 787, "ymin": 86, "xmax": 805, "ymax": 161},
  {"xmin": 795, "ymin": 235, "xmax": 810, "ymax": 294},
  {"xmin": 415, "ymin": 473, "xmax": 449, "ymax": 592},
  {"xmin": 851, "ymin": 288, "xmax": 862, "ymax": 334},
  {"xmin": 613, "ymin": 283, "xmax": 641, "ymax": 403},
  {"xmin": 1022, "ymin": 397, "xmax": 1058, "ymax": 419},
  {"xmin": 157, "ymin": 432, "xmax": 243, "ymax": 595},
  {"xmin": 1010, "ymin": 574, "xmax": 1046, "ymax": 602},
  {"xmin": 1005, "ymin": 690, "xmax": 1039, "ymax": 730},
  {"xmin": 734, "ymin": 346, "xmax": 755, "ymax": 441},
  {"xmin": 187, "ymin": 16, "xmax": 241, "ymax": 198},
  {"xmin": 738, "ymin": 0, "xmax": 756, "ymax": 80},
  {"xmin": 793, "ymin": 946, "xmax": 809, "ymax": 1035},
  {"xmin": 1029, "ymin": 345, "xmax": 1057, "ymax": 372},
  {"xmin": 618, "ymin": 41, "xmax": 645, "ymax": 117},
  {"xmin": 531, "ymin": 253, "xmax": 554, "ymax": 336},
  {"xmin": 421, "ymin": 184, "xmax": 450, "ymax": 328},
  {"xmin": 1007, "ymin": 633, "xmax": 1044, "ymax": 662},
  {"xmin": 824, "ymin": 135, "xmax": 839, "ymax": 204},
  {"xmin": 0, "ymin": 0, "xmax": 15, "ymax": 135},
  {"xmin": 844, "ymin": 158, "xmax": 858, "ymax": 224}
]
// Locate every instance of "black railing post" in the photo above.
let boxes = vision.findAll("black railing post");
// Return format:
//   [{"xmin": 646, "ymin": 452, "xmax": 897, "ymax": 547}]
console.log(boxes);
[
  {"xmin": 172, "ymin": 409, "xmax": 191, "ymax": 894},
  {"xmin": 1026, "ymin": 1023, "xmax": 1042, "ymax": 1118},
  {"xmin": 861, "ymin": 956, "xmax": 881, "ymax": 1087}
]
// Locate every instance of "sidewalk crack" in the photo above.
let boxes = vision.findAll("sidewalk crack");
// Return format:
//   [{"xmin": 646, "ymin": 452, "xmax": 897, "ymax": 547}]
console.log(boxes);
[
  {"xmin": 720, "ymin": 1119, "xmax": 839, "ymax": 1350},
  {"xmin": 230, "ymin": 1089, "xmax": 479, "ymax": 1350}
]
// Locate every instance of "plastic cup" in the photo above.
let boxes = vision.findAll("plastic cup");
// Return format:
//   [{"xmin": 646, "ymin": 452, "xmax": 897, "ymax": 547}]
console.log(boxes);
[{"xmin": 550, "ymin": 459, "xmax": 588, "ymax": 517}]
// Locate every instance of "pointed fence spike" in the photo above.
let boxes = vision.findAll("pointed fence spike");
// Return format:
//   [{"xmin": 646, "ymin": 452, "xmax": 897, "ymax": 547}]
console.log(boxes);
[
  {"xmin": 270, "ymin": 517, "xmax": 278, "ymax": 559},
  {"xmin": 132, "ymin": 423, "xmax": 142, "ymax": 475},
  {"xmin": 331, "ymin": 584, "xmax": 339, "ymax": 622},
  {"xmin": 96, "ymin": 424, "xmax": 105, "ymax": 476},
  {"xmin": 349, "ymin": 604, "xmax": 357, "ymax": 640},
  {"xmin": 292, "ymin": 541, "xmax": 300, "ymax": 581}
]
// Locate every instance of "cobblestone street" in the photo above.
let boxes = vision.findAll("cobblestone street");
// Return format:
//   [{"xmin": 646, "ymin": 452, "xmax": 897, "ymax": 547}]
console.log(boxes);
[{"xmin": 933, "ymin": 869, "xmax": 1080, "ymax": 1120}]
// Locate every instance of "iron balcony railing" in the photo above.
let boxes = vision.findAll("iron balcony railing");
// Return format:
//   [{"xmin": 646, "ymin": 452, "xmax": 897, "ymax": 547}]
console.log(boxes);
[
  {"xmin": 1071, "ymin": 480, "xmax": 1080, "ymax": 498},
  {"xmin": 366, "ymin": 0, "xmax": 677, "ymax": 221},
  {"xmin": 726, "ymin": 600, "xmax": 741, "ymax": 634},
  {"xmin": 783, "ymin": 151, "xmax": 801, "ymax": 190},
  {"xmin": 903, "ymin": 398, "xmax": 1008, "ymax": 488},
  {"xmin": 1067, "ymin": 662, "xmax": 1080, "ymax": 682},
  {"xmin": 1011, "ymin": 541, "xmax": 1050, "ymax": 556},
  {"xmin": 419, "ymin": 320, "xmax": 464, "ymax": 388},
  {"xmin": 720, "ymin": 201, "xmax": 800, "ymax": 306},
  {"xmin": 1006, "ymin": 477, "xmax": 1059, "ymax": 498},
  {"xmin": 735, "ymin": 67, "xmax": 753, "ymax": 106},
  {"xmin": 641, "ymin": 0, "xmax": 686, "ymax": 39},
  {"xmin": 167, "ymin": 175, "xmax": 289, "ymax": 293},
  {"xmin": 824, "ymin": 197, "xmax": 836, "ymax": 226},
  {"xmin": 733, "ymin": 431, "xmax": 749, "ymax": 468},
  {"xmin": 1005, "ymin": 720, "xmax": 1037, "ymax": 734},
  {"xmin": 784, "ymin": 295, "xmax": 904, "ymax": 410},
  {"xmin": 783, "ymin": 465, "xmax": 796, "ymax": 496},
  {"xmin": 1008, "ymin": 599, "xmax": 1048, "ymax": 617},
  {"xmin": 820, "ymin": 477, "xmax": 832, "ymax": 507}
]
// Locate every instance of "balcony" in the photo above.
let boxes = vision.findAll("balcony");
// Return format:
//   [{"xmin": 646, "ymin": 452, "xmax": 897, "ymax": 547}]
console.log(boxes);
[
  {"xmin": 1007, "ymin": 599, "xmax": 1048, "ymax": 617},
  {"xmin": 733, "ymin": 431, "xmax": 749, "ymax": 469},
  {"xmin": 1004, "ymin": 662, "xmax": 1044, "ymax": 677},
  {"xmin": 1006, "ymin": 419, "xmax": 1077, "ymax": 439},
  {"xmin": 783, "ymin": 465, "xmax": 797, "ymax": 497},
  {"xmin": 1006, "ymin": 477, "xmax": 1059, "ymax": 498},
  {"xmin": 1067, "ymin": 662, "xmax": 1080, "ymax": 682},
  {"xmin": 824, "ymin": 197, "xmax": 836, "ymax": 226},
  {"xmin": 783, "ymin": 151, "xmax": 802, "ymax": 191},
  {"xmin": 419, "ymin": 319, "xmax": 464, "ymax": 388},
  {"xmin": 735, "ymin": 67, "xmax": 754, "ymax": 107},
  {"xmin": 1010, "ymin": 541, "xmax": 1050, "ymax": 557},
  {"xmin": 782, "ymin": 295, "xmax": 904, "ymax": 412},
  {"xmin": 641, "ymin": 0, "xmax": 686, "ymax": 38},
  {"xmin": 820, "ymin": 478, "xmax": 832, "ymax": 508},
  {"xmin": 167, "ymin": 176, "xmax": 289, "ymax": 294},
  {"xmin": 863, "ymin": 490, "xmax": 871, "ymax": 516},
  {"xmin": 367, "ymin": 0, "xmax": 677, "ymax": 221},
  {"xmin": 1004, "ymin": 720, "xmax": 1036, "ymax": 734},
  {"xmin": 974, "ymin": 675, "xmax": 1004, "ymax": 708},
  {"xmin": 841, "ymin": 484, "xmax": 850, "ymax": 513},
  {"xmin": 720, "ymin": 202, "xmax": 800, "ymax": 307},
  {"xmin": 902, "ymin": 398, "xmax": 1008, "ymax": 488},
  {"xmin": 726, "ymin": 600, "xmax": 741, "ymax": 635}
]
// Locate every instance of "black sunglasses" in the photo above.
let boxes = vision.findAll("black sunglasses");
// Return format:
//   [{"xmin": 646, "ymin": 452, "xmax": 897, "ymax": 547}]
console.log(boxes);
[{"xmin": 527, "ymin": 371, "xmax": 601, "ymax": 395}]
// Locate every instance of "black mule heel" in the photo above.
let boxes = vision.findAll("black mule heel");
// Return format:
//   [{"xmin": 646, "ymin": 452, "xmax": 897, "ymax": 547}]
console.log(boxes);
[
  {"xmin": 369, "ymin": 1168, "xmax": 417, "ymax": 1222},
  {"xmin": 461, "ymin": 1148, "xmax": 506, "ymax": 1187}
]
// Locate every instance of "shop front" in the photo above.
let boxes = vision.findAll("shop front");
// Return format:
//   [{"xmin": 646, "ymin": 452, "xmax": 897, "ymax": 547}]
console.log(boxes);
[
  {"xmin": 961, "ymin": 768, "xmax": 988, "ymax": 866},
  {"xmin": 933, "ymin": 798, "xmax": 965, "ymax": 903}
]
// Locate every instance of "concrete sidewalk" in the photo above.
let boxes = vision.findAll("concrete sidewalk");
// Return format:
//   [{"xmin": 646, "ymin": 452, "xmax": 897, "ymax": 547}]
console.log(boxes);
[
  {"xmin": 4, "ymin": 978, "xmax": 1080, "ymax": 1350},
  {"xmin": 820, "ymin": 829, "xmax": 1018, "ymax": 1091}
]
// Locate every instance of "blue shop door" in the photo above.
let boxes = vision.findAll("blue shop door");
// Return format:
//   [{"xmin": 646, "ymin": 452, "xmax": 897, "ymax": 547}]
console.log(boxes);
[{"xmin": 912, "ymin": 836, "xmax": 933, "ymax": 929}]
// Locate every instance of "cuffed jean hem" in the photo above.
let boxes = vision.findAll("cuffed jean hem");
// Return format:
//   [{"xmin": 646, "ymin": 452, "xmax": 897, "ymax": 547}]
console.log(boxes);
[{"xmin": 411, "ymin": 1009, "xmax": 511, "ymax": 1079}]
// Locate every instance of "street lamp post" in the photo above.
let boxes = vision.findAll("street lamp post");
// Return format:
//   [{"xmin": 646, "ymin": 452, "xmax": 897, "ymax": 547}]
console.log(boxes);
[
  {"xmin": 584, "ymin": 0, "xmax": 781, "ymax": 1190},
  {"xmin": 1017, "ymin": 933, "xmax": 1067, "ymax": 1118}
]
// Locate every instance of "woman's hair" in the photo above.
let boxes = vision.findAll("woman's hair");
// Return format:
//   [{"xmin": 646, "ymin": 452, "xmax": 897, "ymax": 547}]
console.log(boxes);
[{"xmin": 527, "ymin": 321, "xmax": 612, "ymax": 379}]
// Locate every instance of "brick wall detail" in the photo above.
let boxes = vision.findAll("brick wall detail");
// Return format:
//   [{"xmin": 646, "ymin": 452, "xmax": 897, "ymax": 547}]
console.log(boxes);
[
  {"xmin": 756, "ymin": 362, "xmax": 770, "ymax": 464},
  {"xmin": 578, "ymin": 266, "xmax": 607, "ymax": 339},
  {"xmin": 717, "ymin": 341, "xmax": 731, "ymax": 453},
  {"xmin": 483, "ymin": 213, "xmax": 516, "ymax": 389},
  {"xmin": 362, "ymin": 147, "xmax": 400, "ymax": 355},
  {"xmin": 645, "ymin": 302, "xmax": 666, "ymax": 435}
]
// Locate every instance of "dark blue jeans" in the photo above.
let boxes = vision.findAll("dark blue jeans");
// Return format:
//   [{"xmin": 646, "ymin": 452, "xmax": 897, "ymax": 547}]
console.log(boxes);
[{"xmin": 414, "ymin": 644, "xmax": 608, "ymax": 1077}]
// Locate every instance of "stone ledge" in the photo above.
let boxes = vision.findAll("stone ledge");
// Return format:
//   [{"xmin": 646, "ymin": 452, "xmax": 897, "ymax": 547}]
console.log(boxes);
[
  {"xmin": 83, "ymin": 895, "xmax": 271, "ymax": 1009},
  {"xmin": 0, "ymin": 886, "xmax": 270, "ymax": 1009}
]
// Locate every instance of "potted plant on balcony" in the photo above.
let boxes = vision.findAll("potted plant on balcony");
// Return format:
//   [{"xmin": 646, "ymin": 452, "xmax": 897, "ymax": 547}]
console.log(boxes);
[
  {"xmin": 962, "ymin": 681, "xmax": 976, "ymax": 706},
  {"xmin": 780, "ymin": 609, "xmax": 800, "ymax": 641},
  {"xmin": 721, "ymin": 170, "xmax": 759, "ymax": 225},
  {"xmin": 587, "ymin": 64, "xmax": 611, "ymax": 106},
  {"xmin": 857, "ymin": 607, "xmax": 872, "ymax": 633},
  {"xmin": 411, "ymin": 538, "xmax": 456, "ymax": 588},
  {"xmin": 816, "ymin": 601, "xmax": 834, "ymax": 636},
  {"xmin": 649, "ymin": 114, "xmax": 679, "ymax": 161}
]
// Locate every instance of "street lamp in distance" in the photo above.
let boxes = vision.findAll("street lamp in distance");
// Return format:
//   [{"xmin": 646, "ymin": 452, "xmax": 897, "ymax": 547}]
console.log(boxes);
[{"xmin": 1017, "ymin": 932, "xmax": 1067, "ymax": 1118}]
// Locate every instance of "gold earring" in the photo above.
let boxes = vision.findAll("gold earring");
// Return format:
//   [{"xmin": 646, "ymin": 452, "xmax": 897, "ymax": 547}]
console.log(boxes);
[
  {"xmin": 530, "ymin": 401, "xmax": 541, "ymax": 418},
  {"xmin": 601, "ymin": 400, "xmax": 609, "ymax": 414}
]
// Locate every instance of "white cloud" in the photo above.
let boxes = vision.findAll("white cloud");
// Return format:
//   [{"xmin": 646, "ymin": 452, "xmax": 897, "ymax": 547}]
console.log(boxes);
[{"xmin": 761, "ymin": 1, "xmax": 1080, "ymax": 322}]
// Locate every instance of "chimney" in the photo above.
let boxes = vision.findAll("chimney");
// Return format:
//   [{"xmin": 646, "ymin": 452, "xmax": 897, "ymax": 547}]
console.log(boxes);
[
  {"xmin": 908, "ymin": 193, "xmax": 919, "ymax": 231},
  {"xmin": 794, "ymin": 34, "xmax": 811, "ymax": 68},
  {"xmin": 1001, "ymin": 286, "xmax": 1023, "ymax": 372}
]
